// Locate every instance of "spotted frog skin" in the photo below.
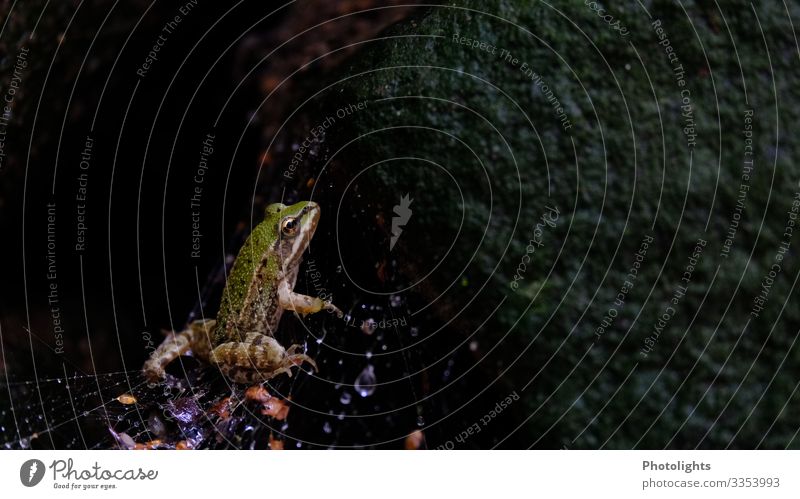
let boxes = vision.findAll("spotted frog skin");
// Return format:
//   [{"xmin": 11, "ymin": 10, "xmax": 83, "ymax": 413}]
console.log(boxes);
[{"xmin": 143, "ymin": 201, "xmax": 341, "ymax": 384}]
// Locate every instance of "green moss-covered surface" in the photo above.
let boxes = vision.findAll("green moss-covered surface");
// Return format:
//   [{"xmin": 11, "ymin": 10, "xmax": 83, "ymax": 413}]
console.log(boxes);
[{"xmin": 313, "ymin": 0, "xmax": 800, "ymax": 448}]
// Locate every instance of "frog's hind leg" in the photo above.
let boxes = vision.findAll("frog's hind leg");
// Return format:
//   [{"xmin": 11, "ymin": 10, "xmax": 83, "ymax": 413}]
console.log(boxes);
[
  {"xmin": 142, "ymin": 320, "xmax": 215, "ymax": 382},
  {"xmin": 209, "ymin": 334, "xmax": 316, "ymax": 384}
]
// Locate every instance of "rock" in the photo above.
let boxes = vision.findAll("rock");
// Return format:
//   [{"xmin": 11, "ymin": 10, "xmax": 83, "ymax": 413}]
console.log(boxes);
[{"xmin": 303, "ymin": 0, "xmax": 800, "ymax": 448}]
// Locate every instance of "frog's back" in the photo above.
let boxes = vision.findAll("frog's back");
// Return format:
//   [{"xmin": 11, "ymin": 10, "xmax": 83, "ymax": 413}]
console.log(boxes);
[{"xmin": 214, "ymin": 221, "xmax": 281, "ymax": 345}]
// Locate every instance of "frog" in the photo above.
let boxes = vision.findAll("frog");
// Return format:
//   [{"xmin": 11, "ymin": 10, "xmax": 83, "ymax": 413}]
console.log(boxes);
[{"xmin": 143, "ymin": 201, "xmax": 342, "ymax": 384}]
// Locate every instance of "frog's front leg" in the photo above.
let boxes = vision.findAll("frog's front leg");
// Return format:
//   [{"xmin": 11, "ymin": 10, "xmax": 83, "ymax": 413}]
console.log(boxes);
[
  {"xmin": 142, "ymin": 319, "xmax": 215, "ymax": 382},
  {"xmin": 209, "ymin": 332, "xmax": 317, "ymax": 384},
  {"xmin": 278, "ymin": 280, "xmax": 342, "ymax": 317}
]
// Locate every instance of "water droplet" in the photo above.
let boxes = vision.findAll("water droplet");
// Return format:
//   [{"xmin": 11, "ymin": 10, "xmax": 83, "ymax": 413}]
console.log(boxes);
[
  {"xmin": 469, "ymin": 341, "xmax": 479, "ymax": 352},
  {"xmin": 390, "ymin": 295, "xmax": 402, "ymax": 307},
  {"xmin": 322, "ymin": 421, "xmax": 332, "ymax": 434},
  {"xmin": 417, "ymin": 415, "xmax": 425, "ymax": 427},
  {"xmin": 365, "ymin": 351, "xmax": 373, "ymax": 359},
  {"xmin": 339, "ymin": 392, "xmax": 352, "ymax": 405},
  {"xmin": 315, "ymin": 324, "xmax": 328, "ymax": 344},
  {"xmin": 355, "ymin": 365, "xmax": 376, "ymax": 398},
  {"xmin": 148, "ymin": 414, "xmax": 166, "ymax": 436},
  {"xmin": 410, "ymin": 327, "xmax": 419, "ymax": 337}
]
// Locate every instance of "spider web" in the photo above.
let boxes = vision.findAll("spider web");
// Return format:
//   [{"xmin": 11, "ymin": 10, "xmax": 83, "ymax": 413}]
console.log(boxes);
[{"xmin": 0, "ymin": 242, "xmax": 449, "ymax": 450}]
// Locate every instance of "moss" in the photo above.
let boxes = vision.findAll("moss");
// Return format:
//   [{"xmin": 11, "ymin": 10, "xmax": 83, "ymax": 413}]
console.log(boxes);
[{"xmin": 317, "ymin": 0, "xmax": 800, "ymax": 448}]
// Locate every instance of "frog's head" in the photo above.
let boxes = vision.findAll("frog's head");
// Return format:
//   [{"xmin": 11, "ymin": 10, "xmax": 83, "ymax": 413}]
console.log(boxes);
[{"xmin": 265, "ymin": 201, "xmax": 321, "ymax": 268}]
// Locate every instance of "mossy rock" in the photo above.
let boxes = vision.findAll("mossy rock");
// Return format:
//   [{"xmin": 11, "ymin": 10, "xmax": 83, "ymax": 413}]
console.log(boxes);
[{"xmin": 302, "ymin": 0, "xmax": 800, "ymax": 448}]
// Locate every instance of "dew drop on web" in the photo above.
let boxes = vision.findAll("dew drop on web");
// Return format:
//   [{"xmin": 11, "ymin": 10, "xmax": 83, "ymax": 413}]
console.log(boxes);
[{"xmin": 355, "ymin": 365, "xmax": 376, "ymax": 398}]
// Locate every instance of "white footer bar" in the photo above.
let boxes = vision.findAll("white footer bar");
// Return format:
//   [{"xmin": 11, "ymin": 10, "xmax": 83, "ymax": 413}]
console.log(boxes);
[{"xmin": 2, "ymin": 450, "xmax": 797, "ymax": 498}]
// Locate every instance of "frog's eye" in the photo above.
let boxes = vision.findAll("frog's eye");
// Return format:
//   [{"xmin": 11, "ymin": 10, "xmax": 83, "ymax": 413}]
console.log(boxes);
[{"xmin": 281, "ymin": 217, "xmax": 299, "ymax": 237}]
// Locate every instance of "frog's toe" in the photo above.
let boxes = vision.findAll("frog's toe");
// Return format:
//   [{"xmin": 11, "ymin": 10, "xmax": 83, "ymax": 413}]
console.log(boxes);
[
  {"xmin": 324, "ymin": 301, "xmax": 344, "ymax": 318},
  {"xmin": 142, "ymin": 362, "xmax": 166, "ymax": 385},
  {"xmin": 286, "ymin": 352, "xmax": 318, "ymax": 373},
  {"xmin": 269, "ymin": 366, "xmax": 293, "ymax": 379}
]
